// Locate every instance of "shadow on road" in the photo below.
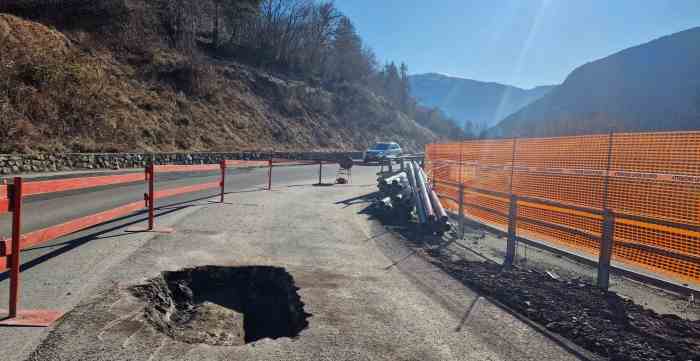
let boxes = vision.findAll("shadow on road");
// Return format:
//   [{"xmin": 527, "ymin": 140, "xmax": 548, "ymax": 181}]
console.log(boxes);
[
  {"xmin": 0, "ymin": 205, "xmax": 190, "ymax": 283},
  {"xmin": 0, "ymin": 188, "xmax": 267, "ymax": 283}
]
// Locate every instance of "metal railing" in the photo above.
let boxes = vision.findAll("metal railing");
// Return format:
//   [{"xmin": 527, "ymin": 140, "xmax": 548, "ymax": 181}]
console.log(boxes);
[
  {"xmin": 426, "ymin": 131, "xmax": 700, "ymax": 290},
  {"xmin": 0, "ymin": 158, "xmax": 329, "ymax": 326}
]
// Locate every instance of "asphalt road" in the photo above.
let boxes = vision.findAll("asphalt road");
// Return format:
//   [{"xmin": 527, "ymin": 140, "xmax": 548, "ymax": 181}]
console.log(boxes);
[
  {"xmin": 0, "ymin": 163, "xmax": 341, "ymax": 235},
  {"xmin": 16, "ymin": 165, "xmax": 577, "ymax": 361},
  {"xmin": 0, "ymin": 163, "xmax": 358, "ymax": 361}
]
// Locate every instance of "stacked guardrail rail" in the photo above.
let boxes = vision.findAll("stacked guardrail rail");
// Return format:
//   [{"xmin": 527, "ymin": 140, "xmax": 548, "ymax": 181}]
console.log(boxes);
[{"xmin": 376, "ymin": 157, "xmax": 450, "ymax": 235}]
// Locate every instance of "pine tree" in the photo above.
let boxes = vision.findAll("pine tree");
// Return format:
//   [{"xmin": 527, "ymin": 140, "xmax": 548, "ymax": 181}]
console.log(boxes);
[{"xmin": 330, "ymin": 16, "xmax": 370, "ymax": 82}]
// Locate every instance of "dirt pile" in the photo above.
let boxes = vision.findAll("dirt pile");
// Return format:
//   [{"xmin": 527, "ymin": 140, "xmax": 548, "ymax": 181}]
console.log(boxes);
[
  {"xmin": 427, "ymin": 251, "xmax": 700, "ymax": 361},
  {"xmin": 131, "ymin": 266, "xmax": 310, "ymax": 346}
]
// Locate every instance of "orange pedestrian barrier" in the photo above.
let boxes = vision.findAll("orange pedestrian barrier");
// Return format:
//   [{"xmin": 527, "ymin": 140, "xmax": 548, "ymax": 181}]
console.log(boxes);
[
  {"xmin": 426, "ymin": 131, "xmax": 700, "ymax": 287},
  {"xmin": 0, "ymin": 158, "xmax": 287, "ymax": 327}
]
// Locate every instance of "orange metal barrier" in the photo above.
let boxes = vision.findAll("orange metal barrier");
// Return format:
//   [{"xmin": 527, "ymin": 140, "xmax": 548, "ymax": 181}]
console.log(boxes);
[
  {"xmin": 0, "ymin": 184, "xmax": 8, "ymax": 214},
  {"xmin": 0, "ymin": 159, "xmax": 280, "ymax": 326},
  {"xmin": 427, "ymin": 131, "xmax": 700, "ymax": 286}
]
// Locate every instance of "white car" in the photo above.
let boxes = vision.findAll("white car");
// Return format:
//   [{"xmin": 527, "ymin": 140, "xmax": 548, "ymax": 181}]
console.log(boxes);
[{"xmin": 363, "ymin": 142, "xmax": 402, "ymax": 163}]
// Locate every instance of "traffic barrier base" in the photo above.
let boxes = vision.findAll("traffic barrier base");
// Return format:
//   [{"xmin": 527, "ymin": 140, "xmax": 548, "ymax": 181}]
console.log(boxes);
[
  {"xmin": 0, "ymin": 309, "xmax": 63, "ymax": 327},
  {"xmin": 124, "ymin": 227, "xmax": 175, "ymax": 234}
]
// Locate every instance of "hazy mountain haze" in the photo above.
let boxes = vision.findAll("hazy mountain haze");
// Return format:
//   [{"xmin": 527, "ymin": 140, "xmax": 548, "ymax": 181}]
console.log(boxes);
[{"xmin": 408, "ymin": 73, "xmax": 556, "ymax": 131}]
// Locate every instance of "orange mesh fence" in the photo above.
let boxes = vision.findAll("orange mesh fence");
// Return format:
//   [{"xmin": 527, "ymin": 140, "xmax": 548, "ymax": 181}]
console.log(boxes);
[{"xmin": 426, "ymin": 131, "xmax": 700, "ymax": 285}]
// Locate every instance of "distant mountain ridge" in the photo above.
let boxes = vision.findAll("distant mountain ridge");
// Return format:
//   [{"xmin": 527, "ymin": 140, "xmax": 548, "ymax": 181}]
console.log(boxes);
[
  {"xmin": 488, "ymin": 26, "xmax": 700, "ymax": 138},
  {"xmin": 408, "ymin": 73, "xmax": 557, "ymax": 132}
]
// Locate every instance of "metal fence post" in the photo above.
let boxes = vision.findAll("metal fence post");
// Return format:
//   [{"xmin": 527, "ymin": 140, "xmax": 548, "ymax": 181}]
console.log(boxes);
[
  {"xmin": 267, "ymin": 159, "xmax": 273, "ymax": 191},
  {"xmin": 8, "ymin": 177, "xmax": 22, "ymax": 318},
  {"xmin": 458, "ymin": 182, "xmax": 465, "ymax": 239},
  {"xmin": 505, "ymin": 194, "xmax": 518, "ymax": 266},
  {"xmin": 220, "ymin": 160, "xmax": 226, "ymax": 203},
  {"xmin": 147, "ymin": 163, "xmax": 155, "ymax": 230},
  {"xmin": 597, "ymin": 210, "xmax": 615, "ymax": 289},
  {"xmin": 388, "ymin": 159, "xmax": 393, "ymax": 173},
  {"xmin": 317, "ymin": 161, "xmax": 322, "ymax": 185}
]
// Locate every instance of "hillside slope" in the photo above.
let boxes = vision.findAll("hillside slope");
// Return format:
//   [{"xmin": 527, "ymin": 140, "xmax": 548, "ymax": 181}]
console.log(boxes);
[
  {"xmin": 409, "ymin": 73, "xmax": 556, "ymax": 131},
  {"xmin": 0, "ymin": 13, "xmax": 439, "ymax": 153},
  {"xmin": 489, "ymin": 27, "xmax": 700, "ymax": 138}
]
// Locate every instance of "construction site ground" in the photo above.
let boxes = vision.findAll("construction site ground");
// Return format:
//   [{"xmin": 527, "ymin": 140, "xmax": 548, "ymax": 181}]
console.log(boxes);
[
  {"xmin": 448, "ymin": 223, "xmax": 700, "ymax": 321},
  {"xmin": 365, "ymin": 207, "xmax": 700, "ymax": 360},
  {"xmin": 8, "ymin": 165, "xmax": 582, "ymax": 361}
]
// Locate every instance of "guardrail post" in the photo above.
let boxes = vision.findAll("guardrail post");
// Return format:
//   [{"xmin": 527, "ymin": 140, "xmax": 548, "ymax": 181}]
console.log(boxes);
[
  {"xmin": 597, "ymin": 210, "xmax": 615, "ymax": 289},
  {"xmin": 505, "ymin": 194, "xmax": 518, "ymax": 267},
  {"xmin": 388, "ymin": 159, "xmax": 393, "ymax": 173},
  {"xmin": 8, "ymin": 177, "xmax": 22, "ymax": 318},
  {"xmin": 458, "ymin": 182, "xmax": 465, "ymax": 239},
  {"xmin": 220, "ymin": 160, "xmax": 226, "ymax": 203},
  {"xmin": 267, "ymin": 159, "xmax": 273, "ymax": 191}
]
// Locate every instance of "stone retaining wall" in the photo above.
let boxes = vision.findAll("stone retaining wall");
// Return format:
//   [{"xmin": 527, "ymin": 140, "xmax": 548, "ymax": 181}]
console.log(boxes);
[{"xmin": 0, "ymin": 151, "xmax": 363, "ymax": 175}]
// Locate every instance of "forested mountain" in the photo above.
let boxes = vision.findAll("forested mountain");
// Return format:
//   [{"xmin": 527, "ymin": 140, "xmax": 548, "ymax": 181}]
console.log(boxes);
[
  {"xmin": 408, "ymin": 73, "xmax": 556, "ymax": 133},
  {"xmin": 488, "ymin": 27, "xmax": 700, "ymax": 138},
  {"xmin": 0, "ymin": 0, "xmax": 460, "ymax": 153}
]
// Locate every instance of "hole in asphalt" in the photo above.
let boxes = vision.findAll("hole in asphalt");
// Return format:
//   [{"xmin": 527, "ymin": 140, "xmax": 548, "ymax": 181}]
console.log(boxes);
[{"xmin": 131, "ymin": 266, "xmax": 310, "ymax": 346}]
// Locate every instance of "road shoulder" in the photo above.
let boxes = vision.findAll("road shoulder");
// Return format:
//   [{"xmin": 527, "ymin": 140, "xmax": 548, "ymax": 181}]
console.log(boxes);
[{"xmin": 24, "ymin": 176, "xmax": 578, "ymax": 361}]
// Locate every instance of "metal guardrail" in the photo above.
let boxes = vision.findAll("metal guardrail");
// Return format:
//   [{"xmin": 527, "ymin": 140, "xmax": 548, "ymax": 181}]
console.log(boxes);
[
  {"xmin": 435, "ymin": 178, "xmax": 700, "ymax": 291},
  {"xmin": 427, "ymin": 132, "xmax": 700, "ymax": 292}
]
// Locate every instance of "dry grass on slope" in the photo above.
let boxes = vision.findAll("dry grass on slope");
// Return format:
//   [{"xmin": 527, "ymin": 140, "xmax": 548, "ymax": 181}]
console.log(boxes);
[{"xmin": 0, "ymin": 14, "xmax": 438, "ymax": 154}]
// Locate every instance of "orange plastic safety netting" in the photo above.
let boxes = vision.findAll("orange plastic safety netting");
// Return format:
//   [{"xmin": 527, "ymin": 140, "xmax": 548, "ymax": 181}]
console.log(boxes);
[{"xmin": 426, "ymin": 131, "xmax": 700, "ymax": 285}]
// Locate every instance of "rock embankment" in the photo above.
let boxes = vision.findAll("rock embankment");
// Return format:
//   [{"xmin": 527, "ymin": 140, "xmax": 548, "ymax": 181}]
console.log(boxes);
[{"xmin": 0, "ymin": 151, "xmax": 362, "ymax": 175}]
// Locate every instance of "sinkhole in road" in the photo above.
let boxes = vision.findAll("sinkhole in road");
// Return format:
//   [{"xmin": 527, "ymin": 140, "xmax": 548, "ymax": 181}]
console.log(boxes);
[{"xmin": 132, "ymin": 266, "xmax": 310, "ymax": 346}]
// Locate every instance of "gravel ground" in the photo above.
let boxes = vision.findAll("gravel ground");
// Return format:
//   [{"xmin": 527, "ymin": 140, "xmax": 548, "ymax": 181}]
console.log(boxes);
[
  {"xmin": 364, "ymin": 201, "xmax": 700, "ymax": 361},
  {"xmin": 23, "ymin": 169, "xmax": 578, "ymax": 361},
  {"xmin": 453, "ymin": 222, "xmax": 700, "ymax": 321}
]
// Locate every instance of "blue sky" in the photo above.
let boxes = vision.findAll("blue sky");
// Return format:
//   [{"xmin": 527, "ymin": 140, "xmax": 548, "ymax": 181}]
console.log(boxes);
[{"xmin": 333, "ymin": 0, "xmax": 700, "ymax": 89}]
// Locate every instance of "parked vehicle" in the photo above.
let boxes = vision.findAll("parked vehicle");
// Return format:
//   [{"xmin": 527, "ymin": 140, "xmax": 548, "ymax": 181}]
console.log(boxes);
[{"xmin": 364, "ymin": 142, "xmax": 402, "ymax": 163}]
